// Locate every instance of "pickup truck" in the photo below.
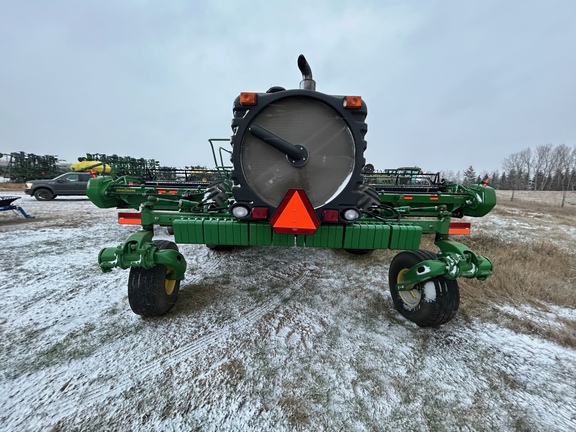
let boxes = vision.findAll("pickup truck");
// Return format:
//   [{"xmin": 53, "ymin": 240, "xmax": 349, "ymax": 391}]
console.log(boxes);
[{"xmin": 25, "ymin": 172, "xmax": 93, "ymax": 200}]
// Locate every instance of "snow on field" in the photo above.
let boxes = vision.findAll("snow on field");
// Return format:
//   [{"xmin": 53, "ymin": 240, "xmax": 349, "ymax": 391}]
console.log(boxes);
[
  {"xmin": 471, "ymin": 191, "xmax": 576, "ymax": 252},
  {"xmin": 1, "ymin": 192, "xmax": 575, "ymax": 431}
]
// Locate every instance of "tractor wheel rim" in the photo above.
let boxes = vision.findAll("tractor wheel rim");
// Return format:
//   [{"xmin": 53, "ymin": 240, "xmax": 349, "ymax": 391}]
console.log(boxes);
[
  {"xmin": 164, "ymin": 268, "xmax": 176, "ymax": 295},
  {"xmin": 397, "ymin": 268, "xmax": 421, "ymax": 307}
]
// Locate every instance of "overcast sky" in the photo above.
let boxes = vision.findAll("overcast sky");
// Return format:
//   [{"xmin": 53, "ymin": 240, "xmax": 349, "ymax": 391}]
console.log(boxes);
[{"xmin": 1, "ymin": 0, "xmax": 575, "ymax": 175}]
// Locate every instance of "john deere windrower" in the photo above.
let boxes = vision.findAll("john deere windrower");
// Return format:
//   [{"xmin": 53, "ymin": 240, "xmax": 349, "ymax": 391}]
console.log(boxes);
[{"xmin": 87, "ymin": 55, "xmax": 496, "ymax": 327}]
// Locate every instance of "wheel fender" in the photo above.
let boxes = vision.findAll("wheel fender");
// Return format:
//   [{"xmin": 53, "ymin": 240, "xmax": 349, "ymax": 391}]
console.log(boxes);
[
  {"xmin": 97, "ymin": 231, "xmax": 187, "ymax": 279},
  {"xmin": 435, "ymin": 239, "xmax": 493, "ymax": 280},
  {"xmin": 153, "ymin": 248, "xmax": 186, "ymax": 280},
  {"xmin": 395, "ymin": 259, "xmax": 447, "ymax": 291}
]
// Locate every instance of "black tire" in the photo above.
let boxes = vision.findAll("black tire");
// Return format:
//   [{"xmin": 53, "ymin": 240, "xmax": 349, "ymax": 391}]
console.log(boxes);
[
  {"xmin": 206, "ymin": 244, "xmax": 234, "ymax": 251},
  {"xmin": 128, "ymin": 240, "xmax": 181, "ymax": 317},
  {"xmin": 34, "ymin": 189, "xmax": 55, "ymax": 201},
  {"xmin": 388, "ymin": 250, "xmax": 460, "ymax": 327}
]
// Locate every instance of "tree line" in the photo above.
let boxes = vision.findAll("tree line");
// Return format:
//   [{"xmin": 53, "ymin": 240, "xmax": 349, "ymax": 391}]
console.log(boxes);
[{"xmin": 442, "ymin": 144, "xmax": 576, "ymax": 192}]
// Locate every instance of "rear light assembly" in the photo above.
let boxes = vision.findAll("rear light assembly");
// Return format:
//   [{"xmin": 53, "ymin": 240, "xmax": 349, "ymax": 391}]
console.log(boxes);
[
  {"xmin": 118, "ymin": 212, "xmax": 141, "ymax": 225},
  {"xmin": 251, "ymin": 207, "xmax": 269, "ymax": 219},
  {"xmin": 322, "ymin": 209, "xmax": 339, "ymax": 222},
  {"xmin": 449, "ymin": 222, "xmax": 471, "ymax": 235}
]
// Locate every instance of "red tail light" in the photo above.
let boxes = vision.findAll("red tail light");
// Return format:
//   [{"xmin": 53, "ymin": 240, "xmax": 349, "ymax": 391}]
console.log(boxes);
[
  {"xmin": 322, "ymin": 209, "xmax": 339, "ymax": 222},
  {"xmin": 251, "ymin": 207, "xmax": 269, "ymax": 219}
]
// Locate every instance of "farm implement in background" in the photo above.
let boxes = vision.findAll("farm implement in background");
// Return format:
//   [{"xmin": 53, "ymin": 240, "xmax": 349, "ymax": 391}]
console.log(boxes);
[
  {"xmin": 71, "ymin": 153, "xmax": 223, "ymax": 185},
  {"xmin": 1, "ymin": 152, "xmax": 62, "ymax": 182},
  {"xmin": 0, "ymin": 196, "xmax": 34, "ymax": 219},
  {"xmin": 87, "ymin": 55, "xmax": 496, "ymax": 327},
  {"xmin": 23, "ymin": 150, "xmax": 224, "ymax": 201}
]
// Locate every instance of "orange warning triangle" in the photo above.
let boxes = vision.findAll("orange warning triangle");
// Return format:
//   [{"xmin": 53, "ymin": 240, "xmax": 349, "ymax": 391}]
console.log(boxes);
[{"xmin": 270, "ymin": 190, "xmax": 320, "ymax": 235}]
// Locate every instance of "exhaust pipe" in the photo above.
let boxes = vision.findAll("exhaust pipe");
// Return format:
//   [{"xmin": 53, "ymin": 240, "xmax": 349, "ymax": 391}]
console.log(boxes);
[{"xmin": 298, "ymin": 54, "xmax": 316, "ymax": 91}]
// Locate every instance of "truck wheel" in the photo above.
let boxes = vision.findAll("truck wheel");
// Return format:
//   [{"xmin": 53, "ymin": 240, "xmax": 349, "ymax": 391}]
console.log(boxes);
[
  {"xmin": 128, "ymin": 240, "xmax": 181, "ymax": 317},
  {"xmin": 34, "ymin": 189, "xmax": 55, "ymax": 201},
  {"xmin": 388, "ymin": 250, "xmax": 460, "ymax": 327}
]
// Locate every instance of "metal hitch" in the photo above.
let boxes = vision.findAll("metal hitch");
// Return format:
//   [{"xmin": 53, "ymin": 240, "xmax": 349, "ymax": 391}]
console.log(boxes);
[
  {"xmin": 98, "ymin": 230, "xmax": 187, "ymax": 280},
  {"xmin": 395, "ymin": 240, "xmax": 493, "ymax": 291}
]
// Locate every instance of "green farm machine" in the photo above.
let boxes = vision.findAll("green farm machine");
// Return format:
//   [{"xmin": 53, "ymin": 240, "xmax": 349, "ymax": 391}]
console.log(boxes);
[
  {"xmin": 87, "ymin": 55, "xmax": 496, "ymax": 327},
  {"xmin": 3, "ymin": 152, "xmax": 62, "ymax": 181}
]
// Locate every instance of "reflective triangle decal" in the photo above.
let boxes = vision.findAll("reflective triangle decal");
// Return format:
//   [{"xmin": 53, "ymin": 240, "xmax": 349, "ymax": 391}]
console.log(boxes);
[{"xmin": 270, "ymin": 190, "xmax": 320, "ymax": 235}]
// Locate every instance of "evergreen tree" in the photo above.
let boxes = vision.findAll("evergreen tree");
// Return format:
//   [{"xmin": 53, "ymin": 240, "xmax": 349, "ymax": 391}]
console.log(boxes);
[
  {"xmin": 490, "ymin": 170, "xmax": 500, "ymax": 189},
  {"xmin": 463, "ymin": 166, "xmax": 477, "ymax": 186},
  {"xmin": 500, "ymin": 172, "xmax": 508, "ymax": 189}
]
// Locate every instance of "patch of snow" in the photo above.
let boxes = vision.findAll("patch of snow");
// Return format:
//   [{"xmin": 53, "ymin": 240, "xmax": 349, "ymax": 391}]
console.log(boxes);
[
  {"xmin": 422, "ymin": 281, "xmax": 437, "ymax": 302},
  {"xmin": 497, "ymin": 304, "xmax": 576, "ymax": 329},
  {"xmin": 0, "ymin": 193, "xmax": 575, "ymax": 431}
]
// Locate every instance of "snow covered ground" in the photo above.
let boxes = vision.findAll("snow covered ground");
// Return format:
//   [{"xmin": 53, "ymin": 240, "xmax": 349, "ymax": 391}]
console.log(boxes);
[{"xmin": 1, "ymin": 191, "xmax": 575, "ymax": 431}]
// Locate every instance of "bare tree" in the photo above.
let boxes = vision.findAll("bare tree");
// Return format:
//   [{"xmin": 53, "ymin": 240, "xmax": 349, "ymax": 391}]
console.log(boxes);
[
  {"xmin": 532, "ymin": 144, "xmax": 552, "ymax": 190},
  {"xmin": 540, "ymin": 144, "xmax": 557, "ymax": 190},
  {"xmin": 519, "ymin": 148, "xmax": 532, "ymax": 188},
  {"xmin": 555, "ymin": 144, "xmax": 576, "ymax": 207},
  {"xmin": 502, "ymin": 152, "xmax": 525, "ymax": 200},
  {"xmin": 571, "ymin": 146, "xmax": 576, "ymax": 190},
  {"xmin": 440, "ymin": 170, "xmax": 464, "ymax": 184}
]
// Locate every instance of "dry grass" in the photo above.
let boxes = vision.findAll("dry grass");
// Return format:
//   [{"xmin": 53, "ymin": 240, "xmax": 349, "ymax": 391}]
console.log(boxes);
[
  {"xmin": 494, "ymin": 194, "xmax": 576, "ymax": 221},
  {"xmin": 415, "ymin": 191, "xmax": 576, "ymax": 347},
  {"xmin": 460, "ymin": 236, "xmax": 576, "ymax": 309},
  {"xmin": 362, "ymin": 191, "xmax": 576, "ymax": 347},
  {"xmin": 497, "ymin": 190, "xmax": 576, "ymax": 208},
  {"xmin": 458, "ymin": 227, "xmax": 576, "ymax": 348},
  {"xmin": 0, "ymin": 182, "xmax": 25, "ymax": 191}
]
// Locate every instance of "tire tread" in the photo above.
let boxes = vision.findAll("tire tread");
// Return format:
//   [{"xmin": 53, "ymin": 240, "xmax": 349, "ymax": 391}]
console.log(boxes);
[{"xmin": 389, "ymin": 250, "xmax": 460, "ymax": 327}]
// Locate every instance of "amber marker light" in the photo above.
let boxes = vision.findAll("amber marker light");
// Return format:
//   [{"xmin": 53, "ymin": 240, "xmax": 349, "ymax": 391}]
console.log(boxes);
[
  {"xmin": 118, "ymin": 212, "xmax": 142, "ymax": 225},
  {"xmin": 343, "ymin": 96, "xmax": 362, "ymax": 109},
  {"xmin": 449, "ymin": 222, "xmax": 471, "ymax": 235},
  {"xmin": 240, "ymin": 92, "xmax": 258, "ymax": 106}
]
